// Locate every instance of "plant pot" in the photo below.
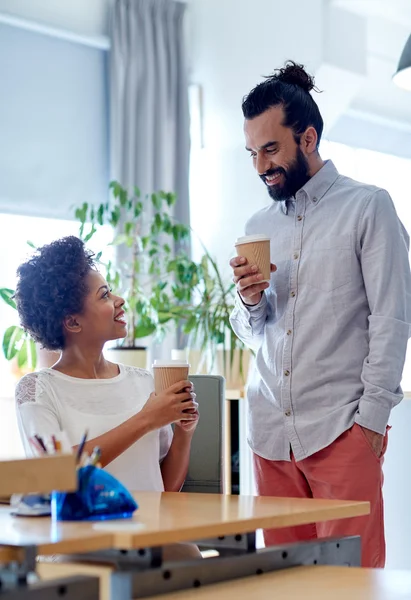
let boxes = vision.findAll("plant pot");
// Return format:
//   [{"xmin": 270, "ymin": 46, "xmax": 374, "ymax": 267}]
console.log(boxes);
[{"xmin": 105, "ymin": 346, "xmax": 148, "ymax": 370}]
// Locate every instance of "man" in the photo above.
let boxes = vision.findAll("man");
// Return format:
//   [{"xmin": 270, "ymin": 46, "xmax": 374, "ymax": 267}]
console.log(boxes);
[{"xmin": 229, "ymin": 61, "xmax": 411, "ymax": 568}]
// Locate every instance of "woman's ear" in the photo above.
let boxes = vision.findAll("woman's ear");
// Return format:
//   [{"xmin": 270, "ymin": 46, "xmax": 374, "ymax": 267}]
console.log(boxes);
[{"xmin": 63, "ymin": 315, "xmax": 82, "ymax": 334}]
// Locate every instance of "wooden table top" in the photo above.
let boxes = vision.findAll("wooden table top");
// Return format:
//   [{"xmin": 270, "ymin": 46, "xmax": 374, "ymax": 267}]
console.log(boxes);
[
  {"xmin": 151, "ymin": 566, "xmax": 411, "ymax": 600},
  {"xmin": 0, "ymin": 492, "xmax": 369, "ymax": 556}
]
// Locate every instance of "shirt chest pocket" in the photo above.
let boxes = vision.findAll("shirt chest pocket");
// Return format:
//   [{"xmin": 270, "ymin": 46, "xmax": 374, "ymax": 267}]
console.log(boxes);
[{"xmin": 301, "ymin": 234, "xmax": 353, "ymax": 292}]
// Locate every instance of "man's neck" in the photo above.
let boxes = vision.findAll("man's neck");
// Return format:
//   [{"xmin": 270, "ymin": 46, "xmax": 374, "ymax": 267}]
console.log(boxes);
[{"xmin": 308, "ymin": 153, "xmax": 325, "ymax": 179}]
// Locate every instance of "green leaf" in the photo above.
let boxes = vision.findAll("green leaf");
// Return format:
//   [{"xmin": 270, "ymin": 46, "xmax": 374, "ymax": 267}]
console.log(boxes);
[
  {"xmin": 0, "ymin": 288, "xmax": 16, "ymax": 310},
  {"xmin": 154, "ymin": 213, "xmax": 162, "ymax": 230},
  {"xmin": 112, "ymin": 207, "xmax": 121, "ymax": 227},
  {"xmin": 83, "ymin": 225, "xmax": 97, "ymax": 243},
  {"xmin": 17, "ymin": 341, "xmax": 28, "ymax": 369},
  {"xmin": 109, "ymin": 181, "xmax": 121, "ymax": 198},
  {"xmin": 151, "ymin": 193, "xmax": 161, "ymax": 210},
  {"xmin": 134, "ymin": 321, "xmax": 156, "ymax": 338},
  {"xmin": 183, "ymin": 314, "xmax": 198, "ymax": 334},
  {"xmin": 119, "ymin": 188, "xmax": 128, "ymax": 206},
  {"xmin": 163, "ymin": 243, "xmax": 171, "ymax": 254},
  {"xmin": 134, "ymin": 186, "xmax": 141, "ymax": 198},
  {"xmin": 125, "ymin": 222, "xmax": 133, "ymax": 237},
  {"xmin": 97, "ymin": 204, "xmax": 105, "ymax": 225},
  {"xmin": 111, "ymin": 233, "xmax": 128, "ymax": 246},
  {"xmin": 3, "ymin": 325, "xmax": 24, "ymax": 360},
  {"xmin": 26, "ymin": 240, "xmax": 37, "ymax": 249},
  {"xmin": 166, "ymin": 192, "xmax": 176, "ymax": 207},
  {"xmin": 134, "ymin": 201, "xmax": 143, "ymax": 219}
]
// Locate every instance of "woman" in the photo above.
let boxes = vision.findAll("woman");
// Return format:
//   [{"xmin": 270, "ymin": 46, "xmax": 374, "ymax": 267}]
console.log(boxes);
[{"xmin": 15, "ymin": 236, "xmax": 199, "ymax": 494}]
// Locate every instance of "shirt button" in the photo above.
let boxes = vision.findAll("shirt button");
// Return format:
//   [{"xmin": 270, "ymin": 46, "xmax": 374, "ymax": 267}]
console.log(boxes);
[
  {"xmin": 297, "ymin": 215, "xmax": 303, "ymax": 222},
  {"xmin": 293, "ymin": 253, "xmax": 299, "ymax": 260},
  {"xmin": 284, "ymin": 370, "xmax": 290, "ymax": 376},
  {"xmin": 313, "ymin": 197, "xmax": 318, "ymax": 203},
  {"xmin": 287, "ymin": 329, "xmax": 292, "ymax": 336},
  {"xmin": 285, "ymin": 410, "xmax": 291, "ymax": 417},
  {"xmin": 290, "ymin": 291, "xmax": 296, "ymax": 298}
]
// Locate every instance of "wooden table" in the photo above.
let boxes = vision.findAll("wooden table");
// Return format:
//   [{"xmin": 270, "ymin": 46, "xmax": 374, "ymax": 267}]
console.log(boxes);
[
  {"xmin": 0, "ymin": 491, "xmax": 369, "ymax": 555},
  {"xmin": 150, "ymin": 566, "xmax": 411, "ymax": 600}
]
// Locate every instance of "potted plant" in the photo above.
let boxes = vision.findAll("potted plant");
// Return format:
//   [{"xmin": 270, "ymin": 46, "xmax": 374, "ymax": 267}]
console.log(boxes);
[
  {"xmin": 180, "ymin": 244, "xmax": 250, "ymax": 390},
  {"xmin": 74, "ymin": 182, "xmax": 198, "ymax": 368}
]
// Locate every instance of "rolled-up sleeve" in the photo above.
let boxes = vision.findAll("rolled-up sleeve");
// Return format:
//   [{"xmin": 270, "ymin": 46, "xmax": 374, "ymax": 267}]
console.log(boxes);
[
  {"xmin": 355, "ymin": 189, "xmax": 411, "ymax": 434},
  {"xmin": 230, "ymin": 292, "xmax": 268, "ymax": 353}
]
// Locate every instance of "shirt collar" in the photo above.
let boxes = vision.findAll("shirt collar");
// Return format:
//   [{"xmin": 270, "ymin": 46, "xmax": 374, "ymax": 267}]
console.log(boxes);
[{"xmin": 297, "ymin": 159, "xmax": 339, "ymax": 205}]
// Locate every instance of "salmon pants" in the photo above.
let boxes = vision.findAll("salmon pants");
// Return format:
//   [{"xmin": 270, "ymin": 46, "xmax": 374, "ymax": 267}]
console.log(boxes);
[{"xmin": 253, "ymin": 424, "xmax": 389, "ymax": 568}]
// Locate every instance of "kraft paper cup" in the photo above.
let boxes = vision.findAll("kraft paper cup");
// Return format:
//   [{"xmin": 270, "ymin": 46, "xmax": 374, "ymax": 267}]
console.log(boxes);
[
  {"xmin": 235, "ymin": 234, "xmax": 271, "ymax": 282},
  {"xmin": 152, "ymin": 360, "xmax": 190, "ymax": 394}
]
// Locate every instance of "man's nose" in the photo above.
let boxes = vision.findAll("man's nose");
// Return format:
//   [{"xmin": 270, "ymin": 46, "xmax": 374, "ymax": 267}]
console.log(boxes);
[{"xmin": 256, "ymin": 153, "xmax": 272, "ymax": 176}]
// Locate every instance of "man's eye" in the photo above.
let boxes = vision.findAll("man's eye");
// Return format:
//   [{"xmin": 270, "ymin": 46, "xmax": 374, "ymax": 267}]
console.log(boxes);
[{"xmin": 249, "ymin": 152, "xmax": 257, "ymax": 159}]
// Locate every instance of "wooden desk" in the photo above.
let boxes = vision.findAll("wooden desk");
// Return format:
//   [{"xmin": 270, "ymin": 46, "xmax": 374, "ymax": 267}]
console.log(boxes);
[
  {"xmin": 150, "ymin": 565, "xmax": 411, "ymax": 600},
  {"xmin": 0, "ymin": 491, "xmax": 369, "ymax": 555}
]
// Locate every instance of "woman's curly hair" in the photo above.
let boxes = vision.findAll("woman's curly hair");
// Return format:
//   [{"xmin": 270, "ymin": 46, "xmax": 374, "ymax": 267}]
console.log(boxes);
[{"xmin": 15, "ymin": 236, "xmax": 96, "ymax": 350}]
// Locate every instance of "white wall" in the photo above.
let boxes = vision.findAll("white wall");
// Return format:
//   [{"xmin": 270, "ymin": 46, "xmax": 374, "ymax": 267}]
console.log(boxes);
[
  {"xmin": 188, "ymin": 0, "xmax": 324, "ymax": 270},
  {"xmin": 384, "ymin": 400, "xmax": 411, "ymax": 569}
]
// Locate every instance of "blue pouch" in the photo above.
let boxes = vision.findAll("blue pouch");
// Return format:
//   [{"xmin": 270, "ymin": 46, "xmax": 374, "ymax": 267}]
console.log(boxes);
[{"xmin": 52, "ymin": 466, "xmax": 138, "ymax": 521}]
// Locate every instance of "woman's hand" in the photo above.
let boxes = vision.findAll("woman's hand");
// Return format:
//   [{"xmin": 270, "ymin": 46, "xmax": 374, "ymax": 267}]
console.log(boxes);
[
  {"xmin": 141, "ymin": 380, "xmax": 198, "ymax": 430},
  {"xmin": 175, "ymin": 403, "xmax": 200, "ymax": 433}
]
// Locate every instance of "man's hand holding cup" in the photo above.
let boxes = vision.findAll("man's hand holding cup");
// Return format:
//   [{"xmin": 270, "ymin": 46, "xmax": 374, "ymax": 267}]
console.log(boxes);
[{"xmin": 231, "ymin": 234, "xmax": 276, "ymax": 306}]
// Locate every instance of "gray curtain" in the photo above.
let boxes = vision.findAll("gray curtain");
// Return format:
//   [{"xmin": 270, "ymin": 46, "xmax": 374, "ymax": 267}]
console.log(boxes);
[{"xmin": 110, "ymin": 0, "xmax": 190, "ymax": 227}]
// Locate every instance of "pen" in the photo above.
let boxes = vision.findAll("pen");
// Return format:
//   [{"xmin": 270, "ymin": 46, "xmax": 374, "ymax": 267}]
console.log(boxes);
[
  {"xmin": 29, "ymin": 437, "xmax": 44, "ymax": 455},
  {"xmin": 89, "ymin": 447, "xmax": 101, "ymax": 467},
  {"xmin": 34, "ymin": 434, "xmax": 47, "ymax": 454},
  {"xmin": 76, "ymin": 430, "xmax": 89, "ymax": 464},
  {"xmin": 51, "ymin": 435, "xmax": 58, "ymax": 453}
]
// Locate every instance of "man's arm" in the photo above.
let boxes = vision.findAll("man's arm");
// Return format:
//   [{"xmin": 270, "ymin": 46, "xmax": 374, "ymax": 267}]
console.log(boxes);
[
  {"xmin": 355, "ymin": 189, "xmax": 411, "ymax": 449},
  {"xmin": 230, "ymin": 291, "xmax": 269, "ymax": 352},
  {"xmin": 229, "ymin": 256, "xmax": 276, "ymax": 352}
]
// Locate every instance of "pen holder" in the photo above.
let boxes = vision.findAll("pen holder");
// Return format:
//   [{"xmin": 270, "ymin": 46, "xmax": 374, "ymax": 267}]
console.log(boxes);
[{"xmin": 51, "ymin": 466, "xmax": 138, "ymax": 521}]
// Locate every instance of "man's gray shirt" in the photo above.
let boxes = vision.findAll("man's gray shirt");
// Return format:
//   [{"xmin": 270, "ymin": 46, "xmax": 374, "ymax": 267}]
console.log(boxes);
[{"xmin": 230, "ymin": 160, "xmax": 411, "ymax": 461}]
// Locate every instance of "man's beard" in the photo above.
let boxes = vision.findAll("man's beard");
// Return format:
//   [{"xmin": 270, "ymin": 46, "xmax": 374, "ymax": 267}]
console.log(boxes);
[{"xmin": 260, "ymin": 147, "xmax": 310, "ymax": 202}]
